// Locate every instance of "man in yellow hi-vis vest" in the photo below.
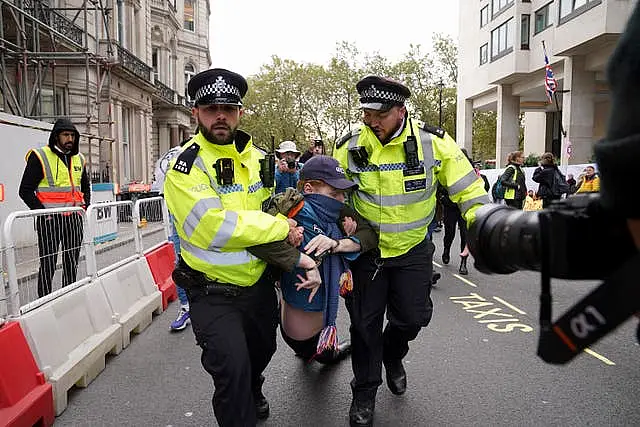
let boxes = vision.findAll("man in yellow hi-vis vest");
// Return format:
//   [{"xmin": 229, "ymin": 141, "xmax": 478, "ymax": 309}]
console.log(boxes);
[
  {"xmin": 164, "ymin": 68, "xmax": 321, "ymax": 427},
  {"xmin": 19, "ymin": 118, "xmax": 90, "ymax": 297},
  {"xmin": 333, "ymin": 76, "xmax": 490, "ymax": 427}
]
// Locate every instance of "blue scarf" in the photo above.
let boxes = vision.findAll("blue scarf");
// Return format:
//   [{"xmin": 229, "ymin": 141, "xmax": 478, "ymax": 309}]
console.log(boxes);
[{"xmin": 302, "ymin": 193, "xmax": 347, "ymax": 354}]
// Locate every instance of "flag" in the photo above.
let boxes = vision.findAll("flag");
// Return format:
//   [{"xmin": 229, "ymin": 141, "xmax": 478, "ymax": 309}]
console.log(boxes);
[{"xmin": 544, "ymin": 53, "xmax": 557, "ymax": 103}]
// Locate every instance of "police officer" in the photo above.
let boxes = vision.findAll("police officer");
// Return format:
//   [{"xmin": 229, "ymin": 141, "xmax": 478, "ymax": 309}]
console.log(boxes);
[
  {"xmin": 163, "ymin": 68, "xmax": 321, "ymax": 427},
  {"xmin": 333, "ymin": 76, "xmax": 490, "ymax": 426}
]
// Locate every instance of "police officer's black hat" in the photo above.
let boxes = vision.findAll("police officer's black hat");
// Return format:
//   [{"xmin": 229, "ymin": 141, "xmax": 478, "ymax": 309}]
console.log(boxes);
[
  {"xmin": 187, "ymin": 68, "xmax": 248, "ymax": 106},
  {"xmin": 356, "ymin": 75, "xmax": 411, "ymax": 111}
]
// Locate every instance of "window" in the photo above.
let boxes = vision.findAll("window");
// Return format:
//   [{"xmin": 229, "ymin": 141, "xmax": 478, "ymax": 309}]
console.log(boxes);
[
  {"xmin": 521, "ymin": 15, "xmax": 530, "ymax": 50},
  {"xmin": 491, "ymin": 0, "xmax": 513, "ymax": 18},
  {"xmin": 40, "ymin": 86, "xmax": 67, "ymax": 118},
  {"xmin": 152, "ymin": 48, "xmax": 159, "ymax": 81},
  {"xmin": 559, "ymin": 0, "xmax": 600, "ymax": 21},
  {"xmin": 116, "ymin": 0, "xmax": 126, "ymax": 46},
  {"xmin": 183, "ymin": 0, "xmax": 194, "ymax": 31},
  {"xmin": 480, "ymin": 6, "xmax": 489, "ymax": 27},
  {"xmin": 535, "ymin": 3, "xmax": 552, "ymax": 34},
  {"xmin": 491, "ymin": 18, "xmax": 513, "ymax": 60},
  {"xmin": 122, "ymin": 107, "xmax": 131, "ymax": 182},
  {"xmin": 184, "ymin": 64, "xmax": 196, "ymax": 100},
  {"xmin": 480, "ymin": 44, "xmax": 488, "ymax": 65}
]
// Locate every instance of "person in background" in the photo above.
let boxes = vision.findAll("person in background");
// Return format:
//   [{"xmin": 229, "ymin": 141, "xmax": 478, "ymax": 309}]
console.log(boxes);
[
  {"xmin": 533, "ymin": 152, "xmax": 562, "ymax": 208},
  {"xmin": 576, "ymin": 165, "xmax": 600, "ymax": 193},
  {"xmin": 500, "ymin": 151, "xmax": 527, "ymax": 209},
  {"xmin": 299, "ymin": 138, "xmax": 324, "ymax": 163},
  {"xmin": 275, "ymin": 140, "xmax": 303, "ymax": 194},
  {"xmin": 151, "ymin": 140, "xmax": 191, "ymax": 331},
  {"xmin": 566, "ymin": 173, "xmax": 577, "ymax": 194},
  {"xmin": 19, "ymin": 118, "xmax": 91, "ymax": 297}
]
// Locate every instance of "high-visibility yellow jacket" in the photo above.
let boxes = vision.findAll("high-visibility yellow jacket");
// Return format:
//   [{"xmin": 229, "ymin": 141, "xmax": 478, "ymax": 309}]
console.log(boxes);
[
  {"xmin": 27, "ymin": 146, "xmax": 85, "ymax": 208},
  {"xmin": 164, "ymin": 131, "xmax": 290, "ymax": 286},
  {"xmin": 333, "ymin": 120, "xmax": 490, "ymax": 258},
  {"xmin": 576, "ymin": 175, "xmax": 600, "ymax": 193}
]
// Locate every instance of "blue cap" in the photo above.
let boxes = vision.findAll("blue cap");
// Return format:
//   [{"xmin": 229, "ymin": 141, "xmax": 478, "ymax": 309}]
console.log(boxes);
[{"xmin": 300, "ymin": 155, "xmax": 357, "ymax": 190}]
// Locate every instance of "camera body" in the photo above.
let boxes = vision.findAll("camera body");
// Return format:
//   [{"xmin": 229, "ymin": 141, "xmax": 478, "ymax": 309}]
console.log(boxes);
[
  {"xmin": 469, "ymin": 194, "xmax": 635, "ymax": 280},
  {"xmin": 287, "ymin": 159, "xmax": 297, "ymax": 170}
]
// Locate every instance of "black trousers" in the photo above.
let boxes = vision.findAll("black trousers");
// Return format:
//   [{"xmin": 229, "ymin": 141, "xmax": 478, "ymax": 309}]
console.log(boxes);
[
  {"xmin": 186, "ymin": 270, "xmax": 279, "ymax": 427},
  {"xmin": 345, "ymin": 238, "xmax": 435, "ymax": 393},
  {"xmin": 505, "ymin": 198, "xmax": 523, "ymax": 209},
  {"xmin": 36, "ymin": 213, "xmax": 83, "ymax": 298},
  {"xmin": 443, "ymin": 204, "xmax": 466, "ymax": 254}
]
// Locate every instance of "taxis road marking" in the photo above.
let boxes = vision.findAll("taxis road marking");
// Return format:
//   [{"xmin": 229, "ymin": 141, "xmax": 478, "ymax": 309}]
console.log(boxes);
[
  {"xmin": 583, "ymin": 348, "xmax": 615, "ymax": 366},
  {"xmin": 453, "ymin": 274, "xmax": 477, "ymax": 287},
  {"xmin": 492, "ymin": 296, "xmax": 526, "ymax": 315},
  {"xmin": 432, "ymin": 261, "xmax": 442, "ymax": 268}
]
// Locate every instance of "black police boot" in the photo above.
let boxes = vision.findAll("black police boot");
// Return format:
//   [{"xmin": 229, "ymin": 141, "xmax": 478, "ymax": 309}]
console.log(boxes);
[
  {"xmin": 349, "ymin": 389, "xmax": 376, "ymax": 427},
  {"xmin": 253, "ymin": 375, "xmax": 270, "ymax": 420},
  {"xmin": 314, "ymin": 340, "xmax": 352, "ymax": 365},
  {"xmin": 442, "ymin": 250, "xmax": 450, "ymax": 265},
  {"xmin": 383, "ymin": 358, "xmax": 407, "ymax": 395},
  {"xmin": 459, "ymin": 255, "xmax": 469, "ymax": 276}
]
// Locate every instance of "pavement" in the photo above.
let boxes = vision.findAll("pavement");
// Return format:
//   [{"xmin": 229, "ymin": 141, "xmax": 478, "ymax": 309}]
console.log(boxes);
[{"xmin": 54, "ymin": 231, "xmax": 640, "ymax": 426}]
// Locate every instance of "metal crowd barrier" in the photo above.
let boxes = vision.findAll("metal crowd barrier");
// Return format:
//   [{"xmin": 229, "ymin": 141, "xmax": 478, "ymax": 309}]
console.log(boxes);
[
  {"xmin": 133, "ymin": 196, "xmax": 171, "ymax": 254},
  {"xmin": 86, "ymin": 201, "xmax": 139, "ymax": 275},
  {"xmin": 2, "ymin": 207, "xmax": 93, "ymax": 317}
]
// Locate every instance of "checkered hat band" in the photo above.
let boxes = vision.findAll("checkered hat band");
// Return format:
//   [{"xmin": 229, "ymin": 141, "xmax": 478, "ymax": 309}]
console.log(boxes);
[
  {"xmin": 195, "ymin": 79, "xmax": 241, "ymax": 102},
  {"xmin": 359, "ymin": 85, "xmax": 406, "ymax": 104}
]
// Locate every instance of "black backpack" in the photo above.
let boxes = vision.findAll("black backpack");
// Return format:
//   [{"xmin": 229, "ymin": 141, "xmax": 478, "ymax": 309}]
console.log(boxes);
[
  {"xmin": 491, "ymin": 174, "xmax": 505, "ymax": 201},
  {"xmin": 552, "ymin": 169, "xmax": 570, "ymax": 196}
]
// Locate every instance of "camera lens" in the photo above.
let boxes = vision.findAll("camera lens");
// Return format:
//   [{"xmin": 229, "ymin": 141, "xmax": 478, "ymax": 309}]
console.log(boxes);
[
  {"xmin": 287, "ymin": 160, "xmax": 296, "ymax": 169},
  {"xmin": 468, "ymin": 204, "xmax": 541, "ymax": 274}
]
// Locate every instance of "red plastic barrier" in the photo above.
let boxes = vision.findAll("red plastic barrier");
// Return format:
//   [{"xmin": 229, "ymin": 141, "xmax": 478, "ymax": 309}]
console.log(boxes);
[
  {"xmin": 145, "ymin": 242, "xmax": 178, "ymax": 310},
  {"xmin": 0, "ymin": 321, "xmax": 54, "ymax": 427}
]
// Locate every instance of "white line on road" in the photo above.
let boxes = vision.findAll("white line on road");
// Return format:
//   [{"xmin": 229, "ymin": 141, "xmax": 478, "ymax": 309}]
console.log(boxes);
[
  {"xmin": 584, "ymin": 348, "xmax": 616, "ymax": 366},
  {"xmin": 492, "ymin": 296, "xmax": 527, "ymax": 315},
  {"xmin": 433, "ymin": 261, "xmax": 442, "ymax": 268},
  {"xmin": 453, "ymin": 274, "xmax": 477, "ymax": 287}
]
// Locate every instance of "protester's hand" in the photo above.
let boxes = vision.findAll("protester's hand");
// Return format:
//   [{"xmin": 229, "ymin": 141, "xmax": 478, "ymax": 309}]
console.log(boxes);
[
  {"xmin": 296, "ymin": 267, "xmax": 322, "ymax": 303},
  {"xmin": 304, "ymin": 234, "xmax": 339, "ymax": 257},
  {"xmin": 278, "ymin": 159, "xmax": 288, "ymax": 172},
  {"xmin": 342, "ymin": 216, "xmax": 357, "ymax": 236},
  {"xmin": 286, "ymin": 218, "xmax": 304, "ymax": 247}
]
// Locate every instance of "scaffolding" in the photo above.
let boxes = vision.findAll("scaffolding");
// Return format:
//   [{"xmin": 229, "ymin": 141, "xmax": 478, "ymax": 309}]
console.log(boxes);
[{"xmin": 0, "ymin": 0, "xmax": 116, "ymax": 181}]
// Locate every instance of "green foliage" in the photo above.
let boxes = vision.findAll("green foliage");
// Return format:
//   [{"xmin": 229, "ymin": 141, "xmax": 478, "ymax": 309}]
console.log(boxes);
[
  {"xmin": 523, "ymin": 153, "xmax": 540, "ymax": 167},
  {"xmin": 235, "ymin": 34, "xmax": 493, "ymax": 155},
  {"xmin": 472, "ymin": 110, "xmax": 496, "ymax": 162}
]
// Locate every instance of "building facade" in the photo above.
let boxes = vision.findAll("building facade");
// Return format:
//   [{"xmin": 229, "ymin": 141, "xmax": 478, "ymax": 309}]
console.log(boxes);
[
  {"xmin": 0, "ymin": 0, "xmax": 210, "ymax": 189},
  {"xmin": 457, "ymin": 0, "xmax": 637, "ymax": 166}
]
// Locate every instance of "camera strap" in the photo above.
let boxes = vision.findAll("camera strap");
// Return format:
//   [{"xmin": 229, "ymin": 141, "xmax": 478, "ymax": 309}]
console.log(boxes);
[{"xmin": 537, "ymin": 252, "xmax": 640, "ymax": 364}]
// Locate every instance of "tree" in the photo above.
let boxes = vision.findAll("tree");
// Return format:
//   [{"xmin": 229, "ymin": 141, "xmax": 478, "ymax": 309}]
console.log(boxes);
[{"xmin": 472, "ymin": 110, "xmax": 497, "ymax": 162}]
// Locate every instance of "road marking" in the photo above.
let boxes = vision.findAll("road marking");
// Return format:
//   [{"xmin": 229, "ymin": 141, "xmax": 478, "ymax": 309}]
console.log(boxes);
[
  {"xmin": 433, "ymin": 261, "xmax": 442, "ymax": 268},
  {"xmin": 493, "ymin": 296, "xmax": 527, "ymax": 315},
  {"xmin": 453, "ymin": 274, "xmax": 477, "ymax": 287},
  {"xmin": 584, "ymin": 348, "xmax": 615, "ymax": 366}
]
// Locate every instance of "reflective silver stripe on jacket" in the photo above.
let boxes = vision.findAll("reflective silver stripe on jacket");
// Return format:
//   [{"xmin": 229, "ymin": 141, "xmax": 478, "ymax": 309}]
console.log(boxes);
[
  {"xmin": 208, "ymin": 210, "xmax": 238, "ymax": 249},
  {"xmin": 459, "ymin": 194, "xmax": 491, "ymax": 215},
  {"xmin": 447, "ymin": 170, "xmax": 480, "ymax": 198},
  {"xmin": 182, "ymin": 197, "xmax": 224, "ymax": 238},
  {"xmin": 36, "ymin": 148, "xmax": 55, "ymax": 186},
  {"xmin": 180, "ymin": 239, "xmax": 255, "ymax": 266},
  {"xmin": 193, "ymin": 156, "xmax": 218, "ymax": 190},
  {"xmin": 368, "ymin": 210, "xmax": 435, "ymax": 233}
]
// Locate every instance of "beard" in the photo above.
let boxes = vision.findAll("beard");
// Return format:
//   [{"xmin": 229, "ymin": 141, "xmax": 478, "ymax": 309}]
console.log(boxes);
[{"xmin": 198, "ymin": 120, "xmax": 237, "ymax": 145}]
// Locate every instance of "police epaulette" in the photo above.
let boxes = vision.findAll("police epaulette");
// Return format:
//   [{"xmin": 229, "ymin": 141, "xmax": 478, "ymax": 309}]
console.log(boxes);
[
  {"xmin": 422, "ymin": 124, "xmax": 446, "ymax": 139},
  {"xmin": 172, "ymin": 142, "xmax": 200, "ymax": 174},
  {"xmin": 335, "ymin": 128, "xmax": 361, "ymax": 149}
]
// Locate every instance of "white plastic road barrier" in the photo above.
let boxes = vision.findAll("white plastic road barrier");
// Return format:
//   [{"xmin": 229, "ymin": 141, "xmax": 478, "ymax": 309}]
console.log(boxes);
[
  {"xmin": 18, "ymin": 279, "xmax": 122, "ymax": 415},
  {"xmin": 98, "ymin": 258, "xmax": 163, "ymax": 348}
]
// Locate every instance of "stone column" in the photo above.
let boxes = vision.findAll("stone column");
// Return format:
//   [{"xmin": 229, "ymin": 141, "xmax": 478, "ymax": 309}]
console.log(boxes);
[
  {"xmin": 170, "ymin": 124, "xmax": 179, "ymax": 148},
  {"xmin": 523, "ymin": 112, "xmax": 547, "ymax": 157},
  {"xmin": 456, "ymin": 98, "xmax": 474, "ymax": 152},
  {"xmin": 159, "ymin": 124, "xmax": 170, "ymax": 157},
  {"xmin": 561, "ymin": 55, "xmax": 595, "ymax": 165},
  {"xmin": 495, "ymin": 84, "xmax": 520, "ymax": 168},
  {"xmin": 113, "ymin": 101, "xmax": 123, "ymax": 187}
]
